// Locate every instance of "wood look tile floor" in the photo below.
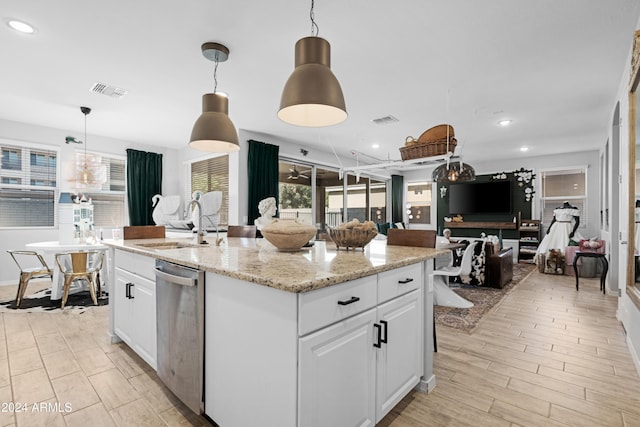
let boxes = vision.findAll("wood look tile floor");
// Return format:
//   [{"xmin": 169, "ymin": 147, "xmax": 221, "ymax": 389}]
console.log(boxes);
[
  {"xmin": 0, "ymin": 270, "xmax": 638, "ymax": 426},
  {"xmin": 379, "ymin": 270, "xmax": 640, "ymax": 427}
]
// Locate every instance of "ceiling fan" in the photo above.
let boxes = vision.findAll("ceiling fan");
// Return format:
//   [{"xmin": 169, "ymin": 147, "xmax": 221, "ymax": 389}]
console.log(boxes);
[{"xmin": 288, "ymin": 165, "xmax": 310, "ymax": 180}]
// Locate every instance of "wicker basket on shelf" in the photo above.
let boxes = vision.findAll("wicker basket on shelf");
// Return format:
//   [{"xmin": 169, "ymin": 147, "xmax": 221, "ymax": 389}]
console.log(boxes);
[{"xmin": 400, "ymin": 124, "xmax": 457, "ymax": 160}]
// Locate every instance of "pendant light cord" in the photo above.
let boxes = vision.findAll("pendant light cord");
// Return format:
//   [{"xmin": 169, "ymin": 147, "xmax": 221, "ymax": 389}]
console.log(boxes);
[
  {"xmin": 310, "ymin": 0, "xmax": 319, "ymax": 36},
  {"xmin": 213, "ymin": 57, "xmax": 219, "ymax": 94}
]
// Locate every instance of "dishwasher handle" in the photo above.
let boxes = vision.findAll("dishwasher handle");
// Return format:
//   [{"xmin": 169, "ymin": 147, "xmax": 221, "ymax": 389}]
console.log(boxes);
[{"xmin": 154, "ymin": 267, "xmax": 197, "ymax": 287}]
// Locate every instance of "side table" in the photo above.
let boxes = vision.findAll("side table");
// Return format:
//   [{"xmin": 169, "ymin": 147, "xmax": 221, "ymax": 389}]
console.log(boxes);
[{"xmin": 573, "ymin": 251, "xmax": 608, "ymax": 294}]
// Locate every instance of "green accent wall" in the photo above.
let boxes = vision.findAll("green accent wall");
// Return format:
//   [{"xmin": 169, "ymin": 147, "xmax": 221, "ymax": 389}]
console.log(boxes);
[{"xmin": 436, "ymin": 172, "xmax": 533, "ymax": 239}]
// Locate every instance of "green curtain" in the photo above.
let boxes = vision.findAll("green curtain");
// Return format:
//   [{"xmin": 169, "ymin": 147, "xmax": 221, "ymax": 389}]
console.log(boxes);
[
  {"xmin": 391, "ymin": 174, "xmax": 403, "ymax": 224},
  {"xmin": 126, "ymin": 149, "xmax": 163, "ymax": 226},
  {"xmin": 247, "ymin": 140, "xmax": 279, "ymax": 225}
]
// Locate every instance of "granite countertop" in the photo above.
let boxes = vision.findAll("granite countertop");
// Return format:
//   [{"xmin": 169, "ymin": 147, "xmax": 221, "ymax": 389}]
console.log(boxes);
[{"xmin": 104, "ymin": 237, "xmax": 447, "ymax": 293}]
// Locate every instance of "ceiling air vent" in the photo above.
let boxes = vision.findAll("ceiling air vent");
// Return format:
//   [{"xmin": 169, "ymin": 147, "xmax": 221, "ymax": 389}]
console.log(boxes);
[
  {"xmin": 372, "ymin": 115, "xmax": 399, "ymax": 125},
  {"xmin": 89, "ymin": 82, "xmax": 128, "ymax": 99}
]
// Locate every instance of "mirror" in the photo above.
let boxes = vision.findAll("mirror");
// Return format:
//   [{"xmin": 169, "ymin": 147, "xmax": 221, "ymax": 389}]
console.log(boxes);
[{"xmin": 628, "ymin": 30, "xmax": 640, "ymax": 302}]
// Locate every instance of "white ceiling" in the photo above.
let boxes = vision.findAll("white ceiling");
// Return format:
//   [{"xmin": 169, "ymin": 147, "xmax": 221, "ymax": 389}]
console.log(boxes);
[{"xmin": 1, "ymin": 1, "xmax": 639, "ymax": 164}]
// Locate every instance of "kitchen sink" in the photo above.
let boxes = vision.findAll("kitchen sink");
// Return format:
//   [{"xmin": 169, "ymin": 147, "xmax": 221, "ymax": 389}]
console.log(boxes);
[{"xmin": 135, "ymin": 242, "xmax": 205, "ymax": 250}]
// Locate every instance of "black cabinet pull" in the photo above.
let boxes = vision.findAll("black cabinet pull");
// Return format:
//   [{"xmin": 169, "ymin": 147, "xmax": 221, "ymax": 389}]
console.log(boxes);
[
  {"xmin": 373, "ymin": 323, "xmax": 382, "ymax": 348},
  {"xmin": 129, "ymin": 283, "xmax": 135, "ymax": 299},
  {"xmin": 398, "ymin": 278, "xmax": 414, "ymax": 284},
  {"xmin": 337, "ymin": 296, "xmax": 360, "ymax": 306},
  {"xmin": 125, "ymin": 282, "xmax": 134, "ymax": 299},
  {"xmin": 380, "ymin": 320, "xmax": 388, "ymax": 344}
]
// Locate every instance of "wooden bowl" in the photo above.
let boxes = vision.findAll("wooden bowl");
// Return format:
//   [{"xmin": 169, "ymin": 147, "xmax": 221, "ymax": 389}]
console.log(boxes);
[
  {"xmin": 261, "ymin": 219, "xmax": 316, "ymax": 252},
  {"xmin": 328, "ymin": 228, "xmax": 377, "ymax": 250}
]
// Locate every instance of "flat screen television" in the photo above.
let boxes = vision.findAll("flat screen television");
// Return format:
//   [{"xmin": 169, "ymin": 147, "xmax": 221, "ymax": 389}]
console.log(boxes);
[{"xmin": 448, "ymin": 181, "xmax": 512, "ymax": 215}]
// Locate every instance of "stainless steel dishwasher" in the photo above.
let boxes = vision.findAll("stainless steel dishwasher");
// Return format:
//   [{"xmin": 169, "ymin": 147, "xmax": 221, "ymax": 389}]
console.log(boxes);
[{"xmin": 154, "ymin": 259, "xmax": 205, "ymax": 414}]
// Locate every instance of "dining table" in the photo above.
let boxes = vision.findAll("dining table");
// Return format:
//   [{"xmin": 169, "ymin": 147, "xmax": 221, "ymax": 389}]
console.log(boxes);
[{"xmin": 25, "ymin": 240, "xmax": 110, "ymax": 300}]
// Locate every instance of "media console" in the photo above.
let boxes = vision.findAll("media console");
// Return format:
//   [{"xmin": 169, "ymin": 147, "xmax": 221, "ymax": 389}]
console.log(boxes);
[{"xmin": 446, "ymin": 221, "xmax": 517, "ymax": 230}]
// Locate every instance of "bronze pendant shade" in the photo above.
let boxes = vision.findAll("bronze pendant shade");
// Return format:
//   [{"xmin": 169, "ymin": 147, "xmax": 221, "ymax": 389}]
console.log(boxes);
[
  {"xmin": 278, "ymin": 36, "xmax": 347, "ymax": 127},
  {"xmin": 189, "ymin": 42, "xmax": 240, "ymax": 152},
  {"xmin": 189, "ymin": 93, "xmax": 239, "ymax": 152},
  {"xmin": 432, "ymin": 161, "xmax": 476, "ymax": 183}
]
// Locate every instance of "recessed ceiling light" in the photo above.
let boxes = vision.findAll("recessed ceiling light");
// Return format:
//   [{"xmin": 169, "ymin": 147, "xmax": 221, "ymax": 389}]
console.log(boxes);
[
  {"xmin": 498, "ymin": 119, "xmax": 512, "ymax": 126},
  {"xmin": 520, "ymin": 146, "xmax": 529, "ymax": 152},
  {"xmin": 7, "ymin": 19, "xmax": 35, "ymax": 34},
  {"xmin": 372, "ymin": 143, "xmax": 380, "ymax": 149}
]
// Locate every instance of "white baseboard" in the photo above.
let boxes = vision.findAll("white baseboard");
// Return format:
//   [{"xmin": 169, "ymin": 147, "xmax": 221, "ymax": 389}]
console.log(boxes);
[
  {"xmin": 627, "ymin": 334, "xmax": 640, "ymax": 377},
  {"xmin": 417, "ymin": 374, "xmax": 437, "ymax": 393}
]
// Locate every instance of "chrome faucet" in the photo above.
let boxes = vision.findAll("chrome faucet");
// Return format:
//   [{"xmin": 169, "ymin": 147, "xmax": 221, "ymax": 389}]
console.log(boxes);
[{"xmin": 189, "ymin": 199, "xmax": 207, "ymax": 244}]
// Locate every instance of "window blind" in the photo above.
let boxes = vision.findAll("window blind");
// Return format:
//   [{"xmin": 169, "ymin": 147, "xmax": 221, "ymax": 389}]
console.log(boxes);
[
  {"xmin": 190, "ymin": 155, "xmax": 229, "ymax": 226},
  {"xmin": 0, "ymin": 143, "xmax": 58, "ymax": 227}
]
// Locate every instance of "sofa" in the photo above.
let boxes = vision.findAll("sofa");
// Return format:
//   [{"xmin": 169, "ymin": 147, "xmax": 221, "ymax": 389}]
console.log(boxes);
[{"xmin": 485, "ymin": 245, "xmax": 514, "ymax": 288}]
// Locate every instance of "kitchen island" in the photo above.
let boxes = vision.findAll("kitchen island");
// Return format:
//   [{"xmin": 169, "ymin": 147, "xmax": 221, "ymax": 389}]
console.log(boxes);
[{"xmin": 105, "ymin": 236, "xmax": 446, "ymax": 427}]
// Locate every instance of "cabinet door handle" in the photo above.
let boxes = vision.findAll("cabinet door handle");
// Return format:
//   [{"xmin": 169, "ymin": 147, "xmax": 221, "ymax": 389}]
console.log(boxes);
[
  {"xmin": 398, "ymin": 278, "xmax": 414, "ymax": 284},
  {"xmin": 129, "ymin": 283, "xmax": 134, "ymax": 299},
  {"xmin": 125, "ymin": 282, "xmax": 131, "ymax": 299},
  {"xmin": 337, "ymin": 296, "xmax": 360, "ymax": 306},
  {"xmin": 380, "ymin": 320, "xmax": 388, "ymax": 344},
  {"xmin": 373, "ymin": 323, "xmax": 382, "ymax": 348}
]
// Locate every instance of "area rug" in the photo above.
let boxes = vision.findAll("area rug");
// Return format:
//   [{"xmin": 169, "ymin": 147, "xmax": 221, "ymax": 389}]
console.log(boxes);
[
  {"xmin": 0, "ymin": 287, "xmax": 108, "ymax": 314},
  {"xmin": 434, "ymin": 263, "xmax": 536, "ymax": 333}
]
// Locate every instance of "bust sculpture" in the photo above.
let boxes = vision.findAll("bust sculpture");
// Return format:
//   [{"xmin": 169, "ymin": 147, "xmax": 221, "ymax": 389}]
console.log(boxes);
[{"xmin": 255, "ymin": 197, "xmax": 277, "ymax": 231}]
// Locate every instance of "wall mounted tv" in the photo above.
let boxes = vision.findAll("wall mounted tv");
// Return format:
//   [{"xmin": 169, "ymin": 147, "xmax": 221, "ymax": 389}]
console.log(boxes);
[{"xmin": 448, "ymin": 181, "xmax": 512, "ymax": 215}]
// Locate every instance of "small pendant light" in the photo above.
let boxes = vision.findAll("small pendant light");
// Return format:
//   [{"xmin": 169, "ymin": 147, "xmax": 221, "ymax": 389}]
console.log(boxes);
[
  {"xmin": 72, "ymin": 106, "xmax": 105, "ymax": 190},
  {"xmin": 278, "ymin": 0, "xmax": 347, "ymax": 127},
  {"xmin": 432, "ymin": 159, "xmax": 476, "ymax": 183},
  {"xmin": 189, "ymin": 42, "xmax": 240, "ymax": 152}
]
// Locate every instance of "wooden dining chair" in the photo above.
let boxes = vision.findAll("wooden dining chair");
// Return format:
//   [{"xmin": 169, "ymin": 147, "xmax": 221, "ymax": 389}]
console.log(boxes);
[
  {"xmin": 55, "ymin": 251, "xmax": 104, "ymax": 309},
  {"xmin": 387, "ymin": 229, "xmax": 436, "ymax": 248},
  {"xmin": 385, "ymin": 229, "xmax": 438, "ymax": 351},
  {"xmin": 7, "ymin": 250, "xmax": 53, "ymax": 308},
  {"xmin": 227, "ymin": 225, "xmax": 257, "ymax": 238}
]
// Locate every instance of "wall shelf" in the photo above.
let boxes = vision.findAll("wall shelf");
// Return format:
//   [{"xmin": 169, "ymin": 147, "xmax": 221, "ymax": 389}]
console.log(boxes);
[{"xmin": 446, "ymin": 221, "xmax": 517, "ymax": 230}]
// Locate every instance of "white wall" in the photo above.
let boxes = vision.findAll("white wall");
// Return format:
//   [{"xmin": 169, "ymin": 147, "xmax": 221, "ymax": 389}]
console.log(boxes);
[{"xmin": 0, "ymin": 118, "xmax": 180, "ymax": 284}]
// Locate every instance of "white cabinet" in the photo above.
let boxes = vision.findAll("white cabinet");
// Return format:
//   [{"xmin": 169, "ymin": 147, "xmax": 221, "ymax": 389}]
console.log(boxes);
[
  {"xmin": 205, "ymin": 261, "xmax": 427, "ymax": 427},
  {"xmin": 375, "ymin": 289, "xmax": 422, "ymax": 422},
  {"xmin": 113, "ymin": 250, "xmax": 157, "ymax": 370},
  {"xmin": 298, "ymin": 289, "xmax": 422, "ymax": 425},
  {"xmin": 299, "ymin": 308, "xmax": 377, "ymax": 427}
]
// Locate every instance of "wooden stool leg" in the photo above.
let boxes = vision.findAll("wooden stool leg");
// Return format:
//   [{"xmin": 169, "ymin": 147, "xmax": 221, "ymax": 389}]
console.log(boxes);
[
  {"xmin": 15, "ymin": 274, "xmax": 29, "ymax": 308},
  {"xmin": 87, "ymin": 274, "xmax": 98, "ymax": 306},
  {"xmin": 61, "ymin": 276, "xmax": 73, "ymax": 309}
]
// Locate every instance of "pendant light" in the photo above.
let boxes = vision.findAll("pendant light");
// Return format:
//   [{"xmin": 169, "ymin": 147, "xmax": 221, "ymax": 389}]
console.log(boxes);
[
  {"xmin": 189, "ymin": 42, "xmax": 240, "ymax": 152},
  {"xmin": 278, "ymin": 0, "xmax": 347, "ymax": 127},
  {"xmin": 73, "ymin": 106, "xmax": 105, "ymax": 190},
  {"xmin": 432, "ymin": 160, "xmax": 476, "ymax": 183}
]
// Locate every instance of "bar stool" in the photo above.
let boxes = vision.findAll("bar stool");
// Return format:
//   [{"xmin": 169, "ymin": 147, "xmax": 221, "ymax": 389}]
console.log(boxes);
[
  {"xmin": 573, "ymin": 251, "xmax": 608, "ymax": 294},
  {"xmin": 7, "ymin": 250, "xmax": 53, "ymax": 308}
]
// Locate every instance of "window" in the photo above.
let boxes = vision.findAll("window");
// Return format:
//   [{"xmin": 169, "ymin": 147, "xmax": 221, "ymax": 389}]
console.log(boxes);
[
  {"xmin": 190, "ymin": 155, "xmax": 229, "ymax": 226},
  {"xmin": 406, "ymin": 181, "xmax": 433, "ymax": 225},
  {"xmin": 0, "ymin": 141, "xmax": 58, "ymax": 227},
  {"xmin": 278, "ymin": 159, "xmax": 388, "ymax": 237},
  {"xmin": 82, "ymin": 155, "xmax": 126, "ymax": 227},
  {"xmin": 30, "ymin": 152, "xmax": 56, "ymax": 168},
  {"xmin": 540, "ymin": 168, "xmax": 587, "ymax": 229},
  {"xmin": 1, "ymin": 148, "xmax": 21, "ymax": 170}
]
